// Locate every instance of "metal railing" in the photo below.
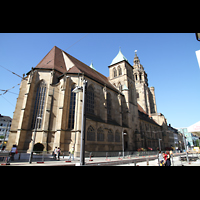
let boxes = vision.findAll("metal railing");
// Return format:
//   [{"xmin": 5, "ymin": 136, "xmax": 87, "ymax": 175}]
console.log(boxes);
[{"xmin": 0, "ymin": 149, "xmax": 188, "ymax": 164}]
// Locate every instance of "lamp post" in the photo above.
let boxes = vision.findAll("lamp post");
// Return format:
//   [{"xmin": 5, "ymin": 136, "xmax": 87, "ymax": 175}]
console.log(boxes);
[
  {"xmin": 183, "ymin": 134, "xmax": 189, "ymax": 163},
  {"xmin": 29, "ymin": 116, "xmax": 42, "ymax": 164},
  {"xmin": 72, "ymin": 80, "xmax": 87, "ymax": 166},
  {"xmin": 158, "ymin": 138, "xmax": 162, "ymax": 151},
  {"xmin": 122, "ymin": 132, "xmax": 127, "ymax": 158}
]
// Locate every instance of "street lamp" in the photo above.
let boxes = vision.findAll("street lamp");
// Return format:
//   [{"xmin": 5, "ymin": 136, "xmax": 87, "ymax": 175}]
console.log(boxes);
[
  {"xmin": 29, "ymin": 116, "xmax": 42, "ymax": 164},
  {"xmin": 122, "ymin": 132, "xmax": 127, "ymax": 158},
  {"xmin": 158, "ymin": 138, "xmax": 162, "ymax": 151},
  {"xmin": 72, "ymin": 80, "xmax": 87, "ymax": 166}
]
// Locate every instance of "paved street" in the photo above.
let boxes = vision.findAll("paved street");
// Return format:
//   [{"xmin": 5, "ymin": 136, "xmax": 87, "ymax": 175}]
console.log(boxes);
[
  {"xmin": 1, "ymin": 152, "xmax": 199, "ymax": 166},
  {"xmin": 116, "ymin": 156, "xmax": 200, "ymax": 166}
]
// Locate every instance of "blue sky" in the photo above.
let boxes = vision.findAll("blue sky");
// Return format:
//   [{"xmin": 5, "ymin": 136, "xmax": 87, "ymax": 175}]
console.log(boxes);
[{"xmin": 0, "ymin": 33, "xmax": 200, "ymax": 128}]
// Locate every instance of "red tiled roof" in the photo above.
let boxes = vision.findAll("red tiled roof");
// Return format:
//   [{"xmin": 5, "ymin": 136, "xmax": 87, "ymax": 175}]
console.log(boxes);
[
  {"xmin": 35, "ymin": 46, "xmax": 67, "ymax": 74},
  {"xmin": 137, "ymin": 103, "xmax": 148, "ymax": 115},
  {"xmin": 137, "ymin": 103, "xmax": 160, "ymax": 127},
  {"xmin": 34, "ymin": 46, "xmax": 119, "ymax": 92}
]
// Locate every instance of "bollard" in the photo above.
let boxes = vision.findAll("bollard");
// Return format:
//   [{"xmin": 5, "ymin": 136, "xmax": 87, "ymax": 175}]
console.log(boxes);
[
  {"xmin": 105, "ymin": 152, "xmax": 110, "ymax": 161},
  {"xmin": 147, "ymin": 158, "xmax": 149, "ymax": 166},
  {"xmin": 42, "ymin": 151, "xmax": 45, "ymax": 162},
  {"xmin": 127, "ymin": 152, "xmax": 131, "ymax": 159},
  {"xmin": 89, "ymin": 152, "xmax": 93, "ymax": 161},
  {"xmin": 37, "ymin": 151, "xmax": 44, "ymax": 164},
  {"xmin": 118, "ymin": 152, "xmax": 122, "ymax": 160},
  {"xmin": 18, "ymin": 153, "xmax": 21, "ymax": 160}
]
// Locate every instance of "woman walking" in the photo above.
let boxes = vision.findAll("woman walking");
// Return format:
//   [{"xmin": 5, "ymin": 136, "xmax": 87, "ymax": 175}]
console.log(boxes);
[
  {"xmin": 158, "ymin": 151, "xmax": 164, "ymax": 166},
  {"xmin": 165, "ymin": 151, "xmax": 171, "ymax": 166}
]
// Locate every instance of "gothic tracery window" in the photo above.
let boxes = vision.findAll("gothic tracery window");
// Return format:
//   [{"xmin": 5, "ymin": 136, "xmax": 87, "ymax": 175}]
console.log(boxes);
[
  {"xmin": 31, "ymin": 80, "xmax": 46, "ymax": 129},
  {"xmin": 115, "ymin": 130, "xmax": 120, "ymax": 142},
  {"xmin": 68, "ymin": 85, "xmax": 76, "ymax": 129},
  {"xmin": 97, "ymin": 127, "xmax": 104, "ymax": 141},
  {"xmin": 86, "ymin": 85, "xmax": 94, "ymax": 114},
  {"xmin": 118, "ymin": 82, "xmax": 122, "ymax": 92},
  {"xmin": 107, "ymin": 129, "xmax": 114, "ymax": 142},
  {"xmin": 87, "ymin": 125, "xmax": 95, "ymax": 141},
  {"xmin": 118, "ymin": 66, "xmax": 122, "ymax": 76},
  {"xmin": 113, "ymin": 68, "xmax": 117, "ymax": 78},
  {"xmin": 107, "ymin": 93, "xmax": 112, "ymax": 120}
]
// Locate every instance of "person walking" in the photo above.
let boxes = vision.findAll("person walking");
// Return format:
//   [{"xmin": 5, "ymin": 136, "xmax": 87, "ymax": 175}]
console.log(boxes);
[
  {"xmin": 170, "ymin": 150, "xmax": 174, "ymax": 166},
  {"xmin": 158, "ymin": 151, "xmax": 164, "ymax": 166},
  {"xmin": 53, "ymin": 147, "xmax": 57, "ymax": 160},
  {"xmin": 10, "ymin": 144, "xmax": 18, "ymax": 161},
  {"xmin": 69, "ymin": 146, "xmax": 74, "ymax": 161},
  {"xmin": 57, "ymin": 147, "xmax": 61, "ymax": 161},
  {"xmin": 163, "ymin": 152, "xmax": 167, "ymax": 166},
  {"xmin": 165, "ymin": 151, "xmax": 171, "ymax": 166}
]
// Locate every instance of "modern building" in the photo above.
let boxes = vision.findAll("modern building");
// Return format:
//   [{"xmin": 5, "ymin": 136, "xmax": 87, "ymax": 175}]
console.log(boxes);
[
  {"xmin": 0, "ymin": 114, "xmax": 12, "ymax": 148},
  {"xmin": 6, "ymin": 46, "xmax": 174, "ymax": 154},
  {"xmin": 178, "ymin": 127, "xmax": 194, "ymax": 149}
]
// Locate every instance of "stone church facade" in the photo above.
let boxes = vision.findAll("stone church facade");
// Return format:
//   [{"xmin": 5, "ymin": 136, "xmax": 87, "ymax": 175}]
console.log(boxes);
[{"xmin": 6, "ymin": 46, "xmax": 170, "ymax": 154}]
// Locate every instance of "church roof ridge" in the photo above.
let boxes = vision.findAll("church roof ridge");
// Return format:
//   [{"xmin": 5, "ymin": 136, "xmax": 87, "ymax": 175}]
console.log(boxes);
[{"xmin": 31, "ymin": 46, "xmax": 119, "ymax": 93}]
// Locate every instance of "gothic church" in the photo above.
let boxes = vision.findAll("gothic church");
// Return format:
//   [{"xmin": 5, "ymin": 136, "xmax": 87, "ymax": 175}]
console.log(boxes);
[{"xmin": 7, "ymin": 46, "xmax": 168, "ymax": 154}]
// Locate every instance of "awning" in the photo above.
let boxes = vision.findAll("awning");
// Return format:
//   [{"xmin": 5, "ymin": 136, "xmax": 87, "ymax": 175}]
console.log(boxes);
[{"xmin": 188, "ymin": 121, "xmax": 200, "ymax": 137}]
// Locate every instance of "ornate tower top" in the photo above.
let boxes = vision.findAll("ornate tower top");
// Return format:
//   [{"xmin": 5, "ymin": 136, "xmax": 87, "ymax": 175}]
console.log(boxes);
[
  {"xmin": 133, "ymin": 50, "xmax": 140, "ymax": 66},
  {"xmin": 133, "ymin": 50, "xmax": 148, "ymax": 86}
]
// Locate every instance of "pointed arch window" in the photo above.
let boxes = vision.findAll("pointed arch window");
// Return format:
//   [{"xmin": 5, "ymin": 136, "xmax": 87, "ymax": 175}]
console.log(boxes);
[
  {"xmin": 97, "ymin": 127, "xmax": 104, "ymax": 141},
  {"xmin": 113, "ymin": 68, "xmax": 117, "ymax": 77},
  {"xmin": 87, "ymin": 125, "xmax": 95, "ymax": 141},
  {"xmin": 107, "ymin": 129, "xmax": 114, "ymax": 142},
  {"xmin": 118, "ymin": 66, "xmax": 122, "ymax": 76},
  {"xmin": 86, "ymin": 85, "xmax": 94, "ymax": 114},
  {"xmin": 115, "ymin": 130, "xmax": 120, "ymax": 142},
  {"xmin": 118, "ymin": 82, "xmax": 122, "ymax": 92},
  {"xmin": 107, "ymin": 93, "xmax": 112, "ymax": 120},
  {"xmin": 68, "ymin": 85, "xmax": 76, "ymax": 129},
  {"xmin": 31, "ymin": 81, "xmax": 46, "ymax": 129},
  {"xmin": 135, "ymin": 74, "xmax": 138, "ymax": 81}
]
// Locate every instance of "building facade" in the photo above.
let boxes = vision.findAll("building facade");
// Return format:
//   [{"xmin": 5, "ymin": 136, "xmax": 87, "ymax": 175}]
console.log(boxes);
[
  {"xmin": 178, "ymin": 127, "xmax": 194, "ymax": 149},
  {"xmin": 0, "ymin": 114, "xmax": 12, "ymax": 148},
  {"xmin": 6, "ymin": 46, "xmax": 173, "ymax": 154}
]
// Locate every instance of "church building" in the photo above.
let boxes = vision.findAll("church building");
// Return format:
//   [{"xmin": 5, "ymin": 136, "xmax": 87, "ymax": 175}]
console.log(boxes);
[{"xmin": 6, "ymin": 46, "xmax": 169, "ymax": 154}]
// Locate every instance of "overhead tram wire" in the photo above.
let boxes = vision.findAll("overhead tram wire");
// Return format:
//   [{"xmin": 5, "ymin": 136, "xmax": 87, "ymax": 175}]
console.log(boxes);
[
  {"xmin": 0, "ymin": 33, "xmax": 91, "ymax": 96},
  {"xmin": 64, "ymin": 33, "xmax": 90, "ymax": 51}
]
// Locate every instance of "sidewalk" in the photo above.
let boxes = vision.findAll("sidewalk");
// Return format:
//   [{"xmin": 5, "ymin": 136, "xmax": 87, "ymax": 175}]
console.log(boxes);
[{"xmin": 2, "ymin": 152, "xmax": 197, "ymax": 166}]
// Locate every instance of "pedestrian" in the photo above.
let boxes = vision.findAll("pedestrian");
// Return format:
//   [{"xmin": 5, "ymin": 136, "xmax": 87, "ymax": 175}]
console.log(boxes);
[
  {"xmin": 57, "ymin": 147, "xmax": 61, "ymax": 160},
  {"xmin": 69, "ymin": 146, "xmax": 74, "ymax": 161},
  {"xmin": 165, "ymin": 151, "xmax": 171, "ymax": 166},
  {"xmin": 158, "ymin": 151, "xmax": 164, "ymax": 166},
  {"xmin": 10, "ymin": 144, "xmax": 18, "ymax": 161},
  {"xmin": 163, "ymin": 152, "xmax": 167, "ymax": 166},
  {"xmin": 53, "ymin": 147, "xmax": 57, "ymax": 160},
  {"xmin": 170, "ymin": 150, "xmax": 174, "ymax": 166}
]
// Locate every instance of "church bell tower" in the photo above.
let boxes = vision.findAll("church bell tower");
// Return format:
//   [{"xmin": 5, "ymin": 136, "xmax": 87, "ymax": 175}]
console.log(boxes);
[{"xmin": 133, "ymin": 50, "xmax": 151, "ymax": 115}]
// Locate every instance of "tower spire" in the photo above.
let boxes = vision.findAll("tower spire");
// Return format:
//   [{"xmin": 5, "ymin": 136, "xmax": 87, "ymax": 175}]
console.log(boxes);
[
  {"xmin": 90, "ymin": 61, "xmax": 96, "ymax": 70},
  {"xmin": 133, "ymin": 50, "xmax": 140, "ymax": 66},
  {"xmin": 134, "ymin": 50, "xmax": 137, "ymax": 57}
]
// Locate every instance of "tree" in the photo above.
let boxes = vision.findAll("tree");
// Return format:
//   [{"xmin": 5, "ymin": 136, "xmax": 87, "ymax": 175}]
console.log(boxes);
[{"xmin": 196, "ymin": 139, "xmax": 199, "ymax": 147}]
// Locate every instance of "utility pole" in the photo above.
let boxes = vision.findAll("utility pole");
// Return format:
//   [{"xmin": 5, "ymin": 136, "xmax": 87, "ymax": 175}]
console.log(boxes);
[{"xmin": 80, "ymin": 80, "xmax": 87, "ymax": 166}]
